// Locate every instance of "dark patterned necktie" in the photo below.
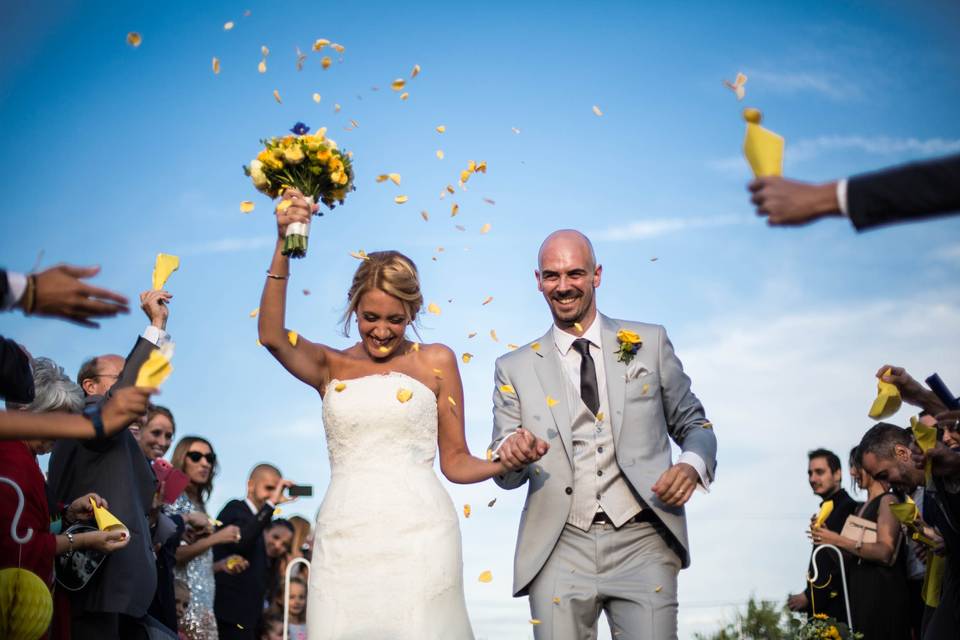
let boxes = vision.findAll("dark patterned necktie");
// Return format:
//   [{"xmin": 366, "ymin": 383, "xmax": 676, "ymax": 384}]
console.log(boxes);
[{"xmin": 572, "ymin": 338, "xmax": 600, "ymax": 415}]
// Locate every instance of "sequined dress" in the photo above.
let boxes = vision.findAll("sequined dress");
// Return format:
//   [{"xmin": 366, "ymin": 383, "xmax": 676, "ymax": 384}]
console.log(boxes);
[
  {"xmin": 165, "ymin": 494, "xmax": 219, "ymax": 640},
  {"xmin": 308, "ymin": 372, "xmax": 474, "ymax": 639}
]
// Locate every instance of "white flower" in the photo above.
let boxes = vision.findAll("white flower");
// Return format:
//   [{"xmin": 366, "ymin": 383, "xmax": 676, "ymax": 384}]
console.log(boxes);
[{"xmin": 249, "ymin": 159, "xmax": 269, "ymax": 189}]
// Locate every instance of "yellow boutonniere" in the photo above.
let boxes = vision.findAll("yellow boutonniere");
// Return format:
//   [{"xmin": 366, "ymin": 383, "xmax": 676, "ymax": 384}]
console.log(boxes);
[{"xmin": 615, "ymin": 329, "xmax": 642, "ymax": 364}]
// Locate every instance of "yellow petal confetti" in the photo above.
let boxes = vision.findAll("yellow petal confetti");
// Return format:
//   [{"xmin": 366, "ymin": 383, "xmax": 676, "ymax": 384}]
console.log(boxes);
[
  {"xmin": 481, "ymin": 296, "xmax": 493, "ymax": 305},
  {"xmin": 490, "ymin": 329, "xmax": 499, "ymax": 342},
  {"xmin": 376, "ymin": 174, "xmax": 389, "ymax": 183},
  {"xmin": 378, "ymin": 346, "xmax": 389, "ymax": 353},
  {"xmin": 463, "ymin": 504, "xmax": 471, "ymax": 518},
  {"xmin": 391, "ymin": 78, "xmax": 406, "ymax": 91},
  {"xmin": 152, "ymin": 253, "xmax": 180, "ymax": 290},
  {"xmin": 287, "ymin": 331, "xmax": 299, "ymax": 346},
  {"xmin": 321, "ymin": 56, "xmax": 332, "ymax": 70},
  {"xmin": 312, "ymin": 92, "xmax": 322, "ymax": 103},
  {"xmin": 212, "ymin": 57, "xmax": 221, "ymax": 74},
  {"xmin": 480, "ymin": 223, "xmax": 491, "ymax": 234},
  {"xmin": 330, "ymin": 43, "xmax": 345, "ymax": 54},
  {"xmin": 546, "ymin": 395, "xmax": 558, "ymax": 407},
  {"xmin": 642, "ymin": 383, "xmax": 650, "ymax": 394},
  {"xmin": 421, "ymin": 210, "xmax": 429, "ymax": 221},
  {"xmin": 596, "ymin": 411, "xmax": 605, "ymax": 422},
  {"xmin": 276, "ymin": 199, "xmax": 292, "ymax": 212},
  {"xmin": 462, "ymin": 353, "xmax": 473, "ymax": 363},
  {"xmin": 592, "ymin": 105, "xmax": 603, "ymax": 116},
  {"xmin": 427, "ymin": 302, "xmax": 441, "ymax": 315},
  {"xmin": 349, "ymin": 250, "xmax": 369, "ymax": 260},
  {"xmin": 485, "ymin": 448, "xmax": 493, "ymax": 461},
  {"xmin": 389, "ymin": 173, "xmax": 401, "ymax": 185},
  {"xmin": 552, "ymin": 597, "xmax": 561, "ymax": 604},
  {"xmin": 655, "ymin": 585, "xmax": 663, "ymax": 593},
  {"xmin": 478, "ymin": 570, "xmax": 492, "ymax": 583},
  {"xmin": 126, "ymin": 32, "xmax": 142, "ymax": 48},
  {"xmin": 249, "ymin": 308, "xmax": 259, "ymax": 318},
  {"xmin": 258, "ymin": 59, "xmax": 267, "ymax": 73},
  {"xmin": 394, "ymin": 195, "xmax": 409, "ymax": 204},
  {"xmin": 410, "ymin": 342, "xmax": 420, "ymax": 352},
  {"xmin": 446, "ymin": 185, "xmax": 456, "ymax": 194},
  {"xmin": 334, "ymin": 383, "xmax": 346, "ymax": 392},
  {"xmin": 432, "ymin": 368, "xmax": 443, "ymax": 376},
  {"xmin": 224, "ymin": 21, "xmax": 235, "ymax": 31},
  {"xmin": 256, "ymin": 339, "xmax": 261, "ymax": 346},
  {"xmin": 313, "ymin": 39, "xmax": 330, "ymax": 51},
  {"xmin": 574, "ymin": 322, "xmax": 583, "ymax": 333},
  {"xmin": 467, "ymin": 332, "xmax": 477, "ymax": 338},
  {"xmin": 334, "ymin": 103, "xmax": 341, "ymax": 112},
  {"xmin": 447, "ymin": 396, "xmax": 457, "ymax": 407},
  {"xmin": 702, "ymin": 421, "xmax": 713, "ymax": 430},
  {"xmin": 272, "ymin": 508, "xmax": 281, "ymax": 517},
  {"xmin": 261, "ymin": 45, "xmax": 270, "ymax": 56},
  {"xmin": 869, "ymin": 368, "xmax": 902, "ymax": 419},
  {"xmin": 507, "ymin": 343, "xmax": 519, "ymax": 350},
  {"xmin": 531, "ymin": 342, "xmax": 541, "ymax": 351},
  {"xmin": 396, "ymin": 388, "xmax": 414, "ymax": 403},
  {"xmin": 136, "ymin": 347, "xmax": 173, "ymax": 388},
  {"xmin": 436, "ymin": 125, "xmax": 446, "ymax": 133},
  {"xmin": 411, "ymin": 64, "xmax": 421, "ymax": 78},
  {"xmin": 451, "ymin": 203, "xmax": 459, "ymax": 217},
  {"xmin": 400, "ymin": 92, "xmax": 409, "ymax": 100},
  {"xmin": 530, "ymin": 620, "xmax": 542, "ymax": 625},
  {"xmin": 723, "ymin": 72, "xmax": 748, "ymax": 100},
  {"xmin": 499, "ymin": 385, "xmax": 515, "ymax": 394},
  {"xmin": 436, "ymin": 150, "xmax": 444, "ymax": 159},
  {"xmin": 240, "ymin": 200, "xmax": 255, "ymax": 213},
  {"xmin": 273, "ymin": 89, "xmax": 282, "ymax": 103}
]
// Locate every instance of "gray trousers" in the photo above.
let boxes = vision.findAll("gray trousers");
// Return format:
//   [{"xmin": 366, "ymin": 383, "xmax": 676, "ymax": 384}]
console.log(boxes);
[{"xmin": 528, "ymin": 520, "xmax": 681, "ymax": 640}]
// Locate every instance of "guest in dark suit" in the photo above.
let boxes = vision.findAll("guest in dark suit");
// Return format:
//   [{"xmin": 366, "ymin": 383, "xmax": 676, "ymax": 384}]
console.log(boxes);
[
  {"xmin": 213, "ymin": 464, "xmax": 295, "ymax": 640},
  {"xmin": 46, "ymin": 289, "xmax": 172, "ymax": 640},
  {"xmin": 787, "ymin": 448, "xmax": 860, "ymax": 623},
  {"xmin": 747, "ymin": 153, "xmax": 960, "ymax": 229}
]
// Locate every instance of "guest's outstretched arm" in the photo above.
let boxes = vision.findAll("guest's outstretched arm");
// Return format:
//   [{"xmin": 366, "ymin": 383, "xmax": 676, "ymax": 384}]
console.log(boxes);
[{"xmin": 258, "ymin": 188, "xmax": 328, "ymax": 391}]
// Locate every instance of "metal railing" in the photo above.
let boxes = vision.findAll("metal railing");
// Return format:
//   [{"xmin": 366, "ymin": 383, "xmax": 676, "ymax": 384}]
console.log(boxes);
[{"xmin": 283, "ymin": 556, "xmax": 311, "ymax": 640}]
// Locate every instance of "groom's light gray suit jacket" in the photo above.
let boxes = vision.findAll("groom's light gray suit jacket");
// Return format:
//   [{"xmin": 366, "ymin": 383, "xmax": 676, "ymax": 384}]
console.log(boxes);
[{"xmin": 491, "ymin": 314, "xmax": 717, "ymax": 597}]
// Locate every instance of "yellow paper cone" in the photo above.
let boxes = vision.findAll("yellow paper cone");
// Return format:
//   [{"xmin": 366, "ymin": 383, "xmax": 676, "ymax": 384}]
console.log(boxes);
[
  {"xmin": 923, "ymin": 554, "xmax": 945, "ymax": 607},
  {"xmin": 813, "ymin": 499, "xmax": 834, "ymax": 529},
  {"xmin": 889, "ymin": 499, "xmax": 919, "ymax": 525},
  {"xmin": 135, "ymin": 348, "xmax": 173, "ymax": 388},
  {"xmin": 869, "ymin": 369, "xmax": 902, "ymax": 419},
  {"xmin": 911, "ymin": 416, "xmax": 938, "ymax": 484},
  {"xmin": 0, "ymin": 568, "xmax": 53, "ymax": 640},
  {"xmin": 152, "ymin": 253, "xmax": 180, "ymax": 290},
  {"xmin": 90, "ymin": 497, "xmax": 128, "ymax": 535},
  {"xmin": 743, "ymin": 108, "xmax": 784, "ymax": 178}
]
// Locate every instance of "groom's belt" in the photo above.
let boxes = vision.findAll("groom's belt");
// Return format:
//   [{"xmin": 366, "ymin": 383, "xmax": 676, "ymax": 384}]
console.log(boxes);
[{"xmin": 591, "ymin": 508, "xmax": 655, "ymax": 526}]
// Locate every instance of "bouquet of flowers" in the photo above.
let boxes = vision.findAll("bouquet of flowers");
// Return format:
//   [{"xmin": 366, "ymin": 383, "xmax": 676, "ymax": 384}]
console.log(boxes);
[
  {"xmin": 243, "ymin": 122, "xmax": 355, "ymax": 258},
  {"xmin": 793, "ymin": 613, "xmax": 862, "ymax": 640}
]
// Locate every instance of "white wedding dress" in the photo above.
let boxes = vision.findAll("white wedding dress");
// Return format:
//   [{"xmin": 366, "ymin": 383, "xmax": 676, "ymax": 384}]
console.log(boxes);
[{"xmin": 307, "ymin": 372, "xmax": 475, "ymax": 639}]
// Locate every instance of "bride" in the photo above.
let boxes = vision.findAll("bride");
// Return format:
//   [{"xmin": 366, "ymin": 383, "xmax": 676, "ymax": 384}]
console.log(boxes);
[{"xmin": 258, "ymin": 189, "xmax": 520, "ymax": 639}]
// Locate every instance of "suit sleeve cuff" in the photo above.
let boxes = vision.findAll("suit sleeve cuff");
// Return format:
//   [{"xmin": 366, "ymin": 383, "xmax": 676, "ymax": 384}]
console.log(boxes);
[
  {"xmin": 142, "ymin": 325, "xmax": 171, "ymax": 347},
  {"xmin": 836, "ymin": 178, "xmax": 850, "ymax": 218},
  {"xmin": 2, "ymin": 272, "xmax": 27, "ymax": 310},
  {"xmin": 678, "ymin": 451, "xmax": 712, "ymax": 491}
]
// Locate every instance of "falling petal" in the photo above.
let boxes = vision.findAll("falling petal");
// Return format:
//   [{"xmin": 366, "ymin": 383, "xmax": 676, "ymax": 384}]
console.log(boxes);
[
  {"xmin": 349, "ymin": 250, "xmax": 369, "ymax": 260},
  {"xmin": 511, "ymin": 127, "xmax": 521, "ymax": 134},
  {"xmin": 313, "ymin": 39, "xmax": 330, "ymax": 51},
  {"xmin": 490, "ymin": 329, "xmax": 499, "ymax": 342},
  {"xmin": 436, "ymin": 125, "xmax": 446, "ymax": 133},
  {"xmin": 313, "ymin": 92, "xmax": 322, "ymax": 103},
  {"xmin": 411, "ymin": 64, "xmax": 421, "ymax": 78},
  {"xmin": 447, "ymin": 396, "xmax": 457, "ymax": 407},
  {"xmin": 483, "ymin": 198, "xmax": 495, "ymax": 205},
  {"xmin": 531, "ymin": 342, "xmax": 541, "ymax": 351},
  {"xmin": 394, "ymin": 195, "xmax": 408, "ymax": 204},
  {"xmin": 642, "ymin": 383, "xmax": 650, "ymax": 394},
  {"xmin": 258, "ymin": 59, "xmax": 267, "ymax": 73},
  {"xmin": 499, "ymin": 385, "xmax": 515, "ymax": 394},
  {"xmin": 126, "ymin": 32, "xmax": 142, "ymax": 48},
  {"xmin": 481, "ymin": 296, "xmax": 493, "ymax": 305},
  {"xmin": 261, "ymin": 45, "xmax": 270, "ymax": 56},
  {"xmin": 530, "ymin": 620, "xmax": 542, "ymax": 626},
  {"xmin": 378, "ymin": 346, "xmax": 389, "ymax": 353},
  {"xmin": 389, "ymin": 173, "xmax": 401, "ymax": 185},
  {"xmin": 212, "ymin": 57, "xmax": 221, "ymax": 74},
  {"xmin": 436, "ymin": 150, "xmax": 444, "ymax": 159},
  {"xmin": 273, "ymin": 89, "xmax": 282, "ymax": 103},
  {"xmin": 451, "ymin": 203, "xmax": 459, "ymax": 217},
  {"xmin": 224, "ymin": 21, "xmax": 235, "ymax": 31},
  {"xmin": 461, "ymin": 353, "xmax": 473, "ymax": 363},
  {"xmin": 421, "ymin": 210, "xmax": 429, "ymax": 221},
  {"xmin": 302, "ymin": 289, "xmax": 311, "ymax": 295},
  {"xmin": 467, "ymin": 332, "xmax": 477, "ymax": 338},
  {"xmin": 455, "ymin": 225, "xmax": 466, "ymax": 231},
  {"xmin": 463, "ymin": 504, "xmax": 471, "ymax": 518},
  {"xmin": 596, "ymin": 411, "xmax": 605, "ymax": 422},
  {"xmin": 240, "ymin": 201, "xmax": 255, "ymax": 213},
  {"xmin": 400, "ymin": 92, "xmax": 409, "ymax": 100},
  {"xmin": 391, "ymin": 78, "xmax": 406, "ymax": 91},
  {"xmin": 249, "ymin": 307, "xmax": 259, "ymax": 318},
  {"xmin": 321, "ymin": 56, "xmax": 332, "ymax": 69},
  {"xmin": 410, "ymin": 342, "xmax": 420, "ymax": 352},
  {"xmin": 488, "ymin": 498, "xmax": 497, "ymax": 507},
  {"xmin": 397, "ymin": 388, "xmax": 414, "ymax": 403},
  {"xmin": 334, "ymin": 103, "xmax": 341, "ymax": 112},
  {"xmin": 574, "ymin": 322, "xmax": 583, "ymax": 333},
  {"xmin": 446, "ymin": 185, "xmax": 456, "ymax": 194},
  {"xmin": 546, "ymin": 395, "xmax": 558, "ymax": 407},
  {"xmin": 480, "ymin": 223, "xmax": 491, "ymax": 234},
  {"xmin": 592, "ymin": 105, "xmax": 603, "ymax": 116},
  {"xmin": 287, "ymin": 331, "xmax": 299, "ymax": 346},
  {"xmin": 552, "ymin": 597, "xmax": 561, "ymax": 604},
  {"xmin": 436, "ymin": 246, "xmax": 445, "ymax": 253},
  {"xmin": 334, "ymin": 382, "xmax": 346, "ymax": 392},
  {"xmin": 478, "ymin": 570, "xmax": 492, "ymax": 583},
  {"xmin": 507, "ymin": 343, "xmax": 519, "ymax": 350},
  {"xmin": 485, "ymin": 449, "xmax": 493, "ymax": 461},
  {"xmin": 655, "ymin": 585, "xmax": 663, "ymax": 593},
  {"xmin": 427, "ymin": 302, "xmax": 441, "ymax": 315},
  {"xmin": 330, "ymin": 43, "xmax": 345, "ymax": 54}
]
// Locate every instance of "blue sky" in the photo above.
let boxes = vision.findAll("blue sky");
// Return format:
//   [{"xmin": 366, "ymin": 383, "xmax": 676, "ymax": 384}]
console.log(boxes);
[{"xmin": 3, "ymin": 1, "xmax": 960, "ymax": 636}]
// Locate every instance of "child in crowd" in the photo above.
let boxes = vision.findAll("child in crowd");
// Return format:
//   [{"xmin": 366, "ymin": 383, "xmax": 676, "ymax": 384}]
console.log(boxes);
[
  {"xmin": 174, "ymin": 579, "xmax": 191, "ymax": 640},
  {"xmin": 287, "ymin": 577, "xmax": 308, "ymax": 640},
  {"xmin": 259, "ymin": 612, "xmax": 284, "ymax": 640}
]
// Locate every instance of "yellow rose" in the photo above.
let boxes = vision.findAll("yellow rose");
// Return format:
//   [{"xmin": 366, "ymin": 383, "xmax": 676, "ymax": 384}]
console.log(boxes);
[
  {"xmin": 257, "ymin": 150, "xmax": 282, "ymax": 170},
  {"xmin": 616, "ymin": 329, "xmax": 642, "ymax": 345},
  {"xmin": 282, "ymin": 145, "xmax": 305, "ymax": 164},
  {"xmin": 316, "ymin": 149, "xmax": 331, "ymax": 162},
  {"xmin": 338, "ymin": 172, "xmax": 349, "ymax": 185}
]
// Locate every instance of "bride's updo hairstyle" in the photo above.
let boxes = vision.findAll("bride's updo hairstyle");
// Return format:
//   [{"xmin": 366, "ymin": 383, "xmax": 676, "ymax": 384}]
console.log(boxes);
[{"xmin": 342, "ymin": 250, "xmax": 423, "ymax": 336}]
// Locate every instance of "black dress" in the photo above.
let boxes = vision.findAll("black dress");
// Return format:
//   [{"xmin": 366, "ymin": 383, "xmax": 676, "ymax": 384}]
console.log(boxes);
[{"xmin": 848, "ymin": 494, "xmax": 911, "ymax": 639}]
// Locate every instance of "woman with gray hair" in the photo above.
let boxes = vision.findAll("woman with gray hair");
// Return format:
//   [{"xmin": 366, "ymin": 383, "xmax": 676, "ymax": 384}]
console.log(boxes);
[{"xmin": 0, "ymin": 356, "xmax": 131, "ymax": 639}]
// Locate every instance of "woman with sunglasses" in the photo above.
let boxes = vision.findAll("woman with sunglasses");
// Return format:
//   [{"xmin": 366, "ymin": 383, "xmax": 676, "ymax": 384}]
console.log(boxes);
[{"xmin": 165, "ymin": 437, "xmax": 242, "ymax": 640}]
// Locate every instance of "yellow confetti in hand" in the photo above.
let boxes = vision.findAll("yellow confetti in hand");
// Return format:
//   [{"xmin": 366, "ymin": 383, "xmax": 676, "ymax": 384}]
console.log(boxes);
[
  {"xmin": 592, "ymin": 105, "xmax": 603, "ymax": 116},
  {"xmin": 397, "ymin": 388, "xmax": 413, "ymax": 403},
  {"xmin": 212, "ymin": 57, "xmax": 221, "ymax": 74},
  {"xmin": 240, "ymin": 201, "xmax": 255, "ymax": 213},
  {"xmin": 126, "ymin": 32, "xmax": 142, "ymax": 48},
  {"xmin": 463, "ymin": 504, "xmax": 471, "ymax": 518},
  {"xmin": 478, "ymin": 570, "xmax": 492, "ymax": 583},
  {"xmin": 273, "ymin": 89, "xmax": 282, "ymax": 103},
  {"xmin": 462, "ymin": 353, "xmax": 473, "ymax": 363},
  {"xmin": 152, "ymin": 254, "xmax": 180, "ymax": 291},
  {"xmin": 427, "ymin": 302, "xmax": 441, "ymax": 315},
  {"xmin": 546, "ymin": 395, "xmax": 558, "ymax": 407}
]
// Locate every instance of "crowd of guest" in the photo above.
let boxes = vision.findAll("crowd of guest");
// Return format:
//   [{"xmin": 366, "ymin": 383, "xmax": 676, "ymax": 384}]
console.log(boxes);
[
  {"xmin": 788, "ymin": 365, "xmax": 960, "ymax": 639},
  {"xmin": 0, "ymin": 265, "xmax": 314, "ymax": 640}
]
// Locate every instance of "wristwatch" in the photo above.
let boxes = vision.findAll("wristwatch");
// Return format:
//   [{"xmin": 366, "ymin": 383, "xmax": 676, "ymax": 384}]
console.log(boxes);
[
  {"xmin": 83, "ymin": 403, "xmax": 106, "ymax": 440},
  {"xmin": 66, "ymin": 531, "xmax": 75, "ymax": 551}
]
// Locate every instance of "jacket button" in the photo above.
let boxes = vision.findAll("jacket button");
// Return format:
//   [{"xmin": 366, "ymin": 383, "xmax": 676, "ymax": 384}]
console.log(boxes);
[{"xmin": 565, "ymin": 487, "xmax": 573, "ymax": 495}]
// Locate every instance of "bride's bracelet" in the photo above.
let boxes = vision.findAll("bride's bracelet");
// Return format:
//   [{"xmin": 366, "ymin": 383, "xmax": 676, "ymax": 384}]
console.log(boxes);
[{"xmin": 266, "ymin": 271, "xmax": 289, "ymax": 280}]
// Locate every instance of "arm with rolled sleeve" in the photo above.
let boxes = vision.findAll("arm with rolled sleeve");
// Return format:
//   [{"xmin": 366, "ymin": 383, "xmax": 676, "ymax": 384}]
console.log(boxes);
[
  {"xmin": 658, "ymin": 325, "xmax": 717, "ymax": 488},
  {"xmin": 490, "ymin": 358, "xmax": 530, "ymax": 490}
]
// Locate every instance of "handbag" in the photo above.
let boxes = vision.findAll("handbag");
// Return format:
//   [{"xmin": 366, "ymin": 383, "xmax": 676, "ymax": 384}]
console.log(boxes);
[{"xmin": 840, "ymin": 514, "xmax": 878, "ymax": 546}]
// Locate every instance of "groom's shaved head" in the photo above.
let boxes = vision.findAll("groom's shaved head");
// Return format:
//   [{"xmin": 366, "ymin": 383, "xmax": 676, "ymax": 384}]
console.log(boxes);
[{"xmin": 538, "ymin": 230, "xmax": 597, "ymax": 271}]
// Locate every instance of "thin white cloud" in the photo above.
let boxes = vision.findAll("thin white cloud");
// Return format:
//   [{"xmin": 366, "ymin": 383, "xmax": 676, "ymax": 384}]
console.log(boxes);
[
  {"xmin": 747, "ymin": 70, "xmax": 861, "ymax": 101},
  {"xmin": 589, "ymin": 215, "xmax": 745, "ymax": 241},
  {"xmin": 180, "ymin": 235, "xmax": 276, "ymax": 255}
]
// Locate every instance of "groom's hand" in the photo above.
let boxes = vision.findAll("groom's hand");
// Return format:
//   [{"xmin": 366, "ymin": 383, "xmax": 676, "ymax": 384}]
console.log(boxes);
[
  {"xmin": 499, "ymin": 428, "xmax": 549, "ymax": 471},
  {"xmin": 652, "ymin": 462, "xmax": 698, "ymax": 507}
]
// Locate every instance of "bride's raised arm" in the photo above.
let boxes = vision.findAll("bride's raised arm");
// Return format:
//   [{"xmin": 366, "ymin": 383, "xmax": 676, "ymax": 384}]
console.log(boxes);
[{"xmin": 258, "ymin": 188, "xmax": 328, "ymax": 391}]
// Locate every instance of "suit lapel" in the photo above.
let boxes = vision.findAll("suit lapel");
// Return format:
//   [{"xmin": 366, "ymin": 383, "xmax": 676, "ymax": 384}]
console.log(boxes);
[
  {"xmin": 600, "ymin": 314, "xmax": 627, "ymax": 445},
  {"xmin": 532, "ymin": 329, "xmax": 574, "ymax": 466}
]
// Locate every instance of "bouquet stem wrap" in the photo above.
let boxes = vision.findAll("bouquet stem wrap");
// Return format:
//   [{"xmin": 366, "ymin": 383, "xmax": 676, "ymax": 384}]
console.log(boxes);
[{"xmin": 283, "ymin": 196, "xmax": 314, "ymax": 258}]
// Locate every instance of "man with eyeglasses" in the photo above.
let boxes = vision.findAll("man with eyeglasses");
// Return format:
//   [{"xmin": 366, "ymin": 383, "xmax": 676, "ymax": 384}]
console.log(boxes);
[{"xmin": 47, "ymin": 288, "xmax": 175, "ymax": 640}]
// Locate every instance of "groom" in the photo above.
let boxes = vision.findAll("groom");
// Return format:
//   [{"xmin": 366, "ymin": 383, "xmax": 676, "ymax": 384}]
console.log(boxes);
[{"xmin": 490, "ymin": 230, "xmax": 718, "ymax": 639}]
